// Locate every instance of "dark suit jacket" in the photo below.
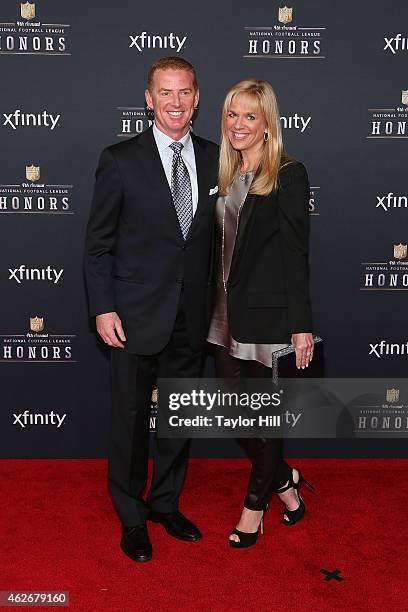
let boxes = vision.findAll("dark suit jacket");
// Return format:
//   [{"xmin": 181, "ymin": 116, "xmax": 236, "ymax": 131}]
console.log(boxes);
[
  {"xmin": 223, "ymin": 160, "xmax": 312, "ymax": 344},
  {"xmin": 84, "ymin": 127, "xmax": 219, "ymax": 354}
]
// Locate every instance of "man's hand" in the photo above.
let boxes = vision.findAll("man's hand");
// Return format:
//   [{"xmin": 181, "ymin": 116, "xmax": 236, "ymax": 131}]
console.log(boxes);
[
  {"xmin": 291, "ymin": 332, "xmax": 314, "ymax": 369},
  {"xmin": 96, "ymin": 312, "xmax": 126, "ymax": 349}
]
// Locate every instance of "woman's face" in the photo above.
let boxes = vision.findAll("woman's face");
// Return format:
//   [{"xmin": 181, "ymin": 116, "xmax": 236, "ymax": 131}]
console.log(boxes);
[{"xmin": 225, "ymin": 94, "xmax": 267, "ymax": 156}]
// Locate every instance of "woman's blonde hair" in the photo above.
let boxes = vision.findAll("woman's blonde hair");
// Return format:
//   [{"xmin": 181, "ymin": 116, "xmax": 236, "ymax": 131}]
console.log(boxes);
[{"xmin": 219, "ymin": 79, "xmax": 287, "ymax": 196}]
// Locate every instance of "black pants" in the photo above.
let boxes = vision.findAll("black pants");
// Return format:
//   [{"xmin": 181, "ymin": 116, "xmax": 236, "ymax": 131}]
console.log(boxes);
[
  {"xmin": 214, "ymin": 346, "xmax": 291, "ymax": 511},
  {"xmin": 108, "ymin": 293, "xmax": 203, "ymax": 527}
]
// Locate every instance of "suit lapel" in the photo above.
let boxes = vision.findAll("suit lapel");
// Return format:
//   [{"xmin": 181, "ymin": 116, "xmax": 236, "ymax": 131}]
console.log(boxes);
[
  {"xmin": 138, "ymin": 128, "xmax": 214, "ymax": 241},
  {"xmin": 187, "ymin": 133, "xmax": 213, "ymax": 239},
  {"xmin": 138, "ymin": 127, "xmax": 184, "ymax": 240}
]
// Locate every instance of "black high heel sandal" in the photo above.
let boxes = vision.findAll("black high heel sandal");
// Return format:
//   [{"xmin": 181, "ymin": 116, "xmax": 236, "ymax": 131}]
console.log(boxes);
[
  {"xmin": 229, "ymin": 506, "xmax": 267, "ymax": 548},
  {"xmin": 277, "ymin": 467, "xmax": 315, "ymax": 526}
]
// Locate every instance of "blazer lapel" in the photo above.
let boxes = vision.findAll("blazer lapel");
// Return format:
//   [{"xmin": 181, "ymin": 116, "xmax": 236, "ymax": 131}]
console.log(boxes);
[{"xmin": 228, "ymin": 193, "xmax": 259, "ymax": 286}]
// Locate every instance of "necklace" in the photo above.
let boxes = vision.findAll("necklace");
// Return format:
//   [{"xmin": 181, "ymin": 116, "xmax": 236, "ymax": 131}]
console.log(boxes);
[{"xmin": 238, "ymin": 168, "xmax": 254, "ymax": 181}]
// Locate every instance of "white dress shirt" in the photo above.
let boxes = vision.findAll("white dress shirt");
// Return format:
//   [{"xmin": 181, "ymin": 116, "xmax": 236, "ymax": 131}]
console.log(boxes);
[{"xmin": 152, "ymin": 123, "xmax": 199, "ymax": 215}]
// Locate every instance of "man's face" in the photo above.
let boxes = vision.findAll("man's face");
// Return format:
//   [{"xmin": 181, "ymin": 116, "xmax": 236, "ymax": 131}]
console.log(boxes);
[{"xmin": 145, "ymin": 68, "xmax": 199, "ymax": 140}]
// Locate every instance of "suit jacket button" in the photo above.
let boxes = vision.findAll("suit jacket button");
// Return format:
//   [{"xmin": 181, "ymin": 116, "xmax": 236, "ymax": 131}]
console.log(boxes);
[{"xmin": 182, "ymin": 244, "xmax": 187, "ymax": 250}]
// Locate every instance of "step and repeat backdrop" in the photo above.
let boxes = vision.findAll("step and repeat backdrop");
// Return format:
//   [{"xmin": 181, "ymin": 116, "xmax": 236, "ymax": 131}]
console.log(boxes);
[{"xmin": 1, "ymin": 0, "xmax": 407, "ymax": 457}]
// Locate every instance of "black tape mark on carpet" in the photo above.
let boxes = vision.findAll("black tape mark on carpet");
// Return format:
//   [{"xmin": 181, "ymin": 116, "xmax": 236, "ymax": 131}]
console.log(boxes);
[{"xmin": 320, "ymin": 569, "xmax": 343, "ymax": 582}]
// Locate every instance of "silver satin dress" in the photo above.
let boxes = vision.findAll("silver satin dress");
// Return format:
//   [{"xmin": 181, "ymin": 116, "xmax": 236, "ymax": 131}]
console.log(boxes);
[{"xmin": 207, "ymin": 171, "xmax": 289, "ymax": 368}]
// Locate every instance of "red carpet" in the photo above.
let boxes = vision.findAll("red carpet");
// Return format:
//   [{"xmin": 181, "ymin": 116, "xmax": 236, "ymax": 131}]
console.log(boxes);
[{"xmin": 1, "ymin": 458, "xmax": 406, "ymax": 611}]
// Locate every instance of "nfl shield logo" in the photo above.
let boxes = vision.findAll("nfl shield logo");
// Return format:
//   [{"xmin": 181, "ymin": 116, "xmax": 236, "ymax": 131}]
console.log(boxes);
[
  {"xmin": 26, "ymin": 165, "xmax": 40, "ymax": 182},
  {"xmin": 20, "ymin": 2, "xmax": 35, "ymax": 20},
  {"xmin": 151, "ymin": 388, "xmax": 158, "ymax": 404},
  {"xmin": 402, "ymin": 90, "xmax": 408, "ymax": 106},
  {"xmin": 278, "ymin": 6, "xmax": 293, "ymax": 24},
  {"xmin": 30, "ymin": 316, "xmax": 44, "ymax": 332},
  {"xmin": 393, "ymin": 243, "xmax": 407, "ymax": 260},
  {"xmin": 386, "ymin": 388, "xmax": 399, "ymax": 403}
]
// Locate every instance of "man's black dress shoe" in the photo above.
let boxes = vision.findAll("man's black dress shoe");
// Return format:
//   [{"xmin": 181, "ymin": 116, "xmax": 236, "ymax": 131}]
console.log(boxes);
[
  {"xmin": 120, "ymin": 524, "xmax": 152, "ymax": 562},
  {"xmin": 149, "ymin": 510, "xmax": 202, "ymax": 542}
]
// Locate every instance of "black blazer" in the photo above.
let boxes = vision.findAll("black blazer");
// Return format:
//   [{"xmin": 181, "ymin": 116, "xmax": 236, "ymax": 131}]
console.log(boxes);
[
  {"xmin": 84, "ymin": 127, "xmax": 219, "ymax": 354},
  {"xmin": 223, "ymin": 160, "xmax": 312, "ymax": 344}
]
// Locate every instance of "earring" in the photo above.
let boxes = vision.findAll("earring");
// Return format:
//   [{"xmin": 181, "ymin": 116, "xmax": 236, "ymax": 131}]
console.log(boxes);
[{"xmin": 263, "ymin": 131, "xmax": 269, "ymax": 142}]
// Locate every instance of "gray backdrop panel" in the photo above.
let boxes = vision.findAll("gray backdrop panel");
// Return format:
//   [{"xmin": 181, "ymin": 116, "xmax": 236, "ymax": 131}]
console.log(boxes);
[{"xmin": 1, "ymin": 0, "xmax": 407, "ymax": 457}]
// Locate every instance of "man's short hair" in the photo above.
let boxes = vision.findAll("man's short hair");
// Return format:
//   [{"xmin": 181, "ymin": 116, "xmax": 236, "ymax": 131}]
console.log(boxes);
[{"xmin": 147, "ymin": 56, "xmax": 198, "ymax": 90}]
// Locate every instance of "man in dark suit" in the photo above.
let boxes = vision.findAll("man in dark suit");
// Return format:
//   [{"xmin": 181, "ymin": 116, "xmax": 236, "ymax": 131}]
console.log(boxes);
[{"xmin": 84, "ymin": 57, "xmax": 218, "ymax": 562}]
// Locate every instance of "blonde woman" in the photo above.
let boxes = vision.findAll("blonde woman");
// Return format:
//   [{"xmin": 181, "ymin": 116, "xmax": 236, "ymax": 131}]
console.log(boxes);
[{"xmin": 207, "ymin": 79, "xmax": 314, "ymax": 548}]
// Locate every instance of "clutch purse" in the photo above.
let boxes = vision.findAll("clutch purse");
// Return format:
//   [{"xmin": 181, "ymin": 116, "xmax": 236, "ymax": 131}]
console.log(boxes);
[{"xmin": 271, "ymin": 335, "xmax": 324, "ymax": 384}]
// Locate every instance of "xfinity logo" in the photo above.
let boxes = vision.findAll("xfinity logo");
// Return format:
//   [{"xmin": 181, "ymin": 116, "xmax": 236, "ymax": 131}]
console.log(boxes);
[
  {"xmin": 383, "ymin": 34, "xmax": 408, "ymax": 54},
  {"xmin": 376, "ymin": 193, "xmax": 408, "ymax": 211},
  {"xmin": 281, "ymin": 114, "xmax": 311, "ymax": 133},
  {"xmin": 13, "ymin": 411, "xmax": 66, "ymax": 428},
  {"xmin": 8, "ymin": 265, "xmax": 63, "ymax": 284},
  {"xmin": 129, "ymin": 31, "xmax": 187, "ymax": 53},
  {"xmin": 369, "ymin": 341, "xmax": 408, "ymax": 358},
  {"xmin": 3, "ymin": 110, "xmax": 60, "ymax": 130}
]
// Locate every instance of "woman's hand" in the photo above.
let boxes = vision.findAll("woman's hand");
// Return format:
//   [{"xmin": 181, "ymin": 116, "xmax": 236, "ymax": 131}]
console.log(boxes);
[{"xmin": 291, "ymin": 332, "xmax": 314, "ymax": 369}]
